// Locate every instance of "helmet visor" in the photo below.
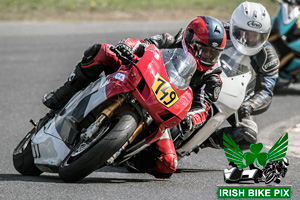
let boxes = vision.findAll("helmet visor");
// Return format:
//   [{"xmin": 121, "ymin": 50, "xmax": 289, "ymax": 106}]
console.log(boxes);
[
  {"xmin": 232, "ymin": 25, "xmax": 269, "ymax": 48},
  {"xmin": 190, "ymin": 41, "xmax": 223, "ymax": 64}
]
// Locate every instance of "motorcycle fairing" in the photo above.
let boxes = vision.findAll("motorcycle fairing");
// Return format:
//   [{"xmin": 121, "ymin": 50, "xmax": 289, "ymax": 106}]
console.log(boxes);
[
  {"xmin": 31, "ymin": 118, "xmax": 70, "ymax": 172},
  {"xmin": 270, "ymin": 3, "xmax": 300, "ymax": 81},
  {"xmin": 280, "ymin": 57, "xmax": 300, "ymax": 79},
  {"xmin": 55, "ymin": 75, "xmax": 108, "ymax": 144},
  {"xmin": 176, "ymin": 41, "xmax": 252, "ymax": 157},
  {"xmin": 217, "ymin": 41, "xmax": 253, "ymax": 113},
  {"xmin": 30, "ymin": 71, "xmax": 139, "ymax": 172},
  {"xmin": 150, "ymin": 73, "xmax": 180, "ymax": 108},
  {"xmin": 176, "ymin": 71, "xmax": 252, "ymax": 157},
  {"xmin": 130, "ymin": 47, "xmax": 193, "ymax": 128},
  {"xmin": 287, "ymin": 39, "xmax": 300, "ymax": 51},
  {"xmin": 31, "ymin": 75, "xmax": 111, "ymax": 172},
  {"xmin": 277, "ymin": 3, "xmax": 300, "ymax": 36}
]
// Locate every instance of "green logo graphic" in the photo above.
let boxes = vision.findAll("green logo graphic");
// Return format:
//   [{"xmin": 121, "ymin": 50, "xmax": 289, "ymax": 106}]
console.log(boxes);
[{"xmin": 223, "ymin": 133, "xmax": 288, "ymax": 169}]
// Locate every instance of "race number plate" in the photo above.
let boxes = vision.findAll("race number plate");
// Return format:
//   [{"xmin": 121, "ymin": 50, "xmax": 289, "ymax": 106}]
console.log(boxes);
[{"xmin": 151, "ymin": 74, "xmax": 179, "ymax": 108}]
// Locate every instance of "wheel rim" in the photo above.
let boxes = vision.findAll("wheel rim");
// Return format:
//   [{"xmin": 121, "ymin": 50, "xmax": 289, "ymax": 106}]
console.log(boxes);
[
  {"xmin": 265, "ymin": 172, "xmax": 276, "ymax": 184},
  {"xmin": 63, "ymin": 116, "xmax": 121, "ymax": 166},
  {"xmin": 71, "ymin": 123, "xmax": 110, "ymax": 157}
]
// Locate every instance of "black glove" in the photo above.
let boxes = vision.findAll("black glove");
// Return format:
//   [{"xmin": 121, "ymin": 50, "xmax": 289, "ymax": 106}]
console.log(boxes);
[
  {"xmin": 115, "ymin": 43, "xmax": 134, "ymax": 65},
  {"xmin": 180, "ymin": 115, "xmax": 193, "ymax": 133},
  {"xmin": 238, "ymin": 101, "xmax": 253, "ymax": 119},
  {"xmin": 169, "ymin": 28, "xmax": 184, "ymax": 48}
]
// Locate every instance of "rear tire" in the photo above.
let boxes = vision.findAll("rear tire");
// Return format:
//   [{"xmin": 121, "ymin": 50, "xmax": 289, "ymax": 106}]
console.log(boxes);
[
  {"xmin": 13, "ymin": 128, "xmax": 43, "ymax": 176},
  {"xmin": 58, "ymin": 111, "xmax": 138, "ymax": 182}
]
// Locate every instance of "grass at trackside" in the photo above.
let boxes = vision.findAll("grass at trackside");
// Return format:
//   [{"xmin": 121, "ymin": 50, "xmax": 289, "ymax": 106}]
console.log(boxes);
[{"xmin": 0, "ymin": 0, "xmax": 279, "ymax": 21}]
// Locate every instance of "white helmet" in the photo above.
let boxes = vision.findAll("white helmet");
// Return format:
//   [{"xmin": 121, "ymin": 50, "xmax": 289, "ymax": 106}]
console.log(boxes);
[{"xmin": 230, "ymin": 1, "xmax": 271, "ymax": 56}]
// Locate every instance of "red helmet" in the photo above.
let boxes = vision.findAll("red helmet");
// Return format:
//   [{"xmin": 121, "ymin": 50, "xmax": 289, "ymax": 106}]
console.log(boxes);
[{"xmin": 182, "ymin": 16, "xmax": 227, "ymax": 72}]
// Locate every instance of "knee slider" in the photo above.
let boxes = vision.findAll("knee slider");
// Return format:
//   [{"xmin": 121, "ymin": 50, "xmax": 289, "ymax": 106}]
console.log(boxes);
[
  {"xmin": 67, "ymin": 64, "xmax": 92, "ymax": 89},
  {"xmin": 156, "ymin": 153, "xmax": 178, "ymax": 174}
]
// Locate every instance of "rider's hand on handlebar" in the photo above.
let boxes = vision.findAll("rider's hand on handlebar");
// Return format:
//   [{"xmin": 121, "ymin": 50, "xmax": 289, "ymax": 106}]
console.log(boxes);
[{"xmin": 115, "ymin": 43, "xmax": 134, "ymax": 65}]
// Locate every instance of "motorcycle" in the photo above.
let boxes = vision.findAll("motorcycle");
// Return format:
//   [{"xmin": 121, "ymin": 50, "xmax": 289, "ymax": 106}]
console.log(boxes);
[
  {"xmin": 13, "ymin": 44, "xmax": 196, "ymax": 182},
  {"xmin": 262, "ymin": 158, "xmax": 289, "ymax": 184},
  {"xmin": 170, "ymin": 41, "xmax": 254, "ymax": 160},
  {"xmin": 268, "ymin": 0, "xmax": 300, "ymax": 87}
]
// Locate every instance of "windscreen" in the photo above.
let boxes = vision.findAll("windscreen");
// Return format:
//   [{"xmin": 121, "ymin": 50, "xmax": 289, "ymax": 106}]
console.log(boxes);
[
  {"xmin": 218, "ymin": 41, "xmax": 252, "ymax": 77},
  {"xmin": 162, "ymin": 48, "xmax": 196, "ymax": 89}
]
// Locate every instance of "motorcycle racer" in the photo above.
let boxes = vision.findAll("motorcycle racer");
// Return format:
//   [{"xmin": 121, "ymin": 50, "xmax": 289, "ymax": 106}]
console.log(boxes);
[
  {"xmin": 121, "ymin": 2, "xmax": 279, "ymax": 152},
  {"xmin": 42, "ymin": 16, "xmax": 227, "ymax": 178},
  {"xmin": 202, "ymin": 2, "xmax": 279, "ymax": 150},
  {"xmin": 117, "ymin": 2, "xmax": 279, "ymax": 152}
]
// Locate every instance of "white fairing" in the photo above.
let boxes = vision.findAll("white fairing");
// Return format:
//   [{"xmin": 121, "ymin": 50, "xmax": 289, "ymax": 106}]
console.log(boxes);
[
  {"xmin": 176, "ymin": 41, "xmax": 253, "ymax": 157},
  {"xmin": 224, "ymin": 168, "xmax": 257, "ymax": 181},
  {"xmin": 31, "ymin": 119, "xmax": 70, "ymax": 172},
  {"xmin": 281, "ymin": 3, "xmax": 300, "ymax": 25},
  {"xmin": 240, "ymin": 169, "xmax": 257, "ymax": 180},
  {"xmin": 31, "ymin": 74, "xmax": 108, "ymax": 172},
  {"xmin": 216, "ymin": 71, "xmax": 252, "ymax": 115},
  {"xmin": 224, "ymin": 168, "xmax": 236, "ymax": 180}
]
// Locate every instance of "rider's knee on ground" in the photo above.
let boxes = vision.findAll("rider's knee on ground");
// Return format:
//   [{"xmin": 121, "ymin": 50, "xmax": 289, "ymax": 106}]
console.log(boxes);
[
  {"xmin": 144, "ymin": 151, "xmax": 177, "ymax": 179},
  {"xmin": 129, "ymin": 138, "xmax": 178, "ymax": 178},
  {"xmin": 147, "ymin": 138, "xmax": 178, "ymax": 178}
]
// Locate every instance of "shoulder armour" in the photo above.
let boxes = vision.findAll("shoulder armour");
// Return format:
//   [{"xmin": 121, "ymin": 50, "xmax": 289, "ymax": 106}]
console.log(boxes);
[{"xmin": 255, "ymin": 42, "xmax": 279, "ymax": 75}]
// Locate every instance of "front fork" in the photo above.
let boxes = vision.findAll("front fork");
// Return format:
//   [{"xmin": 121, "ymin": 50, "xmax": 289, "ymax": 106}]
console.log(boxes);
[
  {"xmin": 80, "ymin": 95, "xmax": 126, "ymax": 140},
  {"xmin": 80, "ymin": 95, "xmax": 145, "ymax": 148}
]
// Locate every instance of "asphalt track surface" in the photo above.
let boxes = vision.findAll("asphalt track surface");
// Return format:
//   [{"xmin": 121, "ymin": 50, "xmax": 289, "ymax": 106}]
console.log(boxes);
[{"xmin": 0, "ymin": 22, "xmax": 300, "ymax": 200}]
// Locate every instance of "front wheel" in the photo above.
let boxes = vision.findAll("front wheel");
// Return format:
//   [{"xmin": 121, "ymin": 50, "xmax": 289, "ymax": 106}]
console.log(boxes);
[
  {"xmin": 265, "ymin": 172, "xmax": 276, "ymax": 184},
  {"xmin": 58, "ymin": 111, "xmax": 138, "ymax": 182},
  {"xmin": 13, "ymin": 128, "xmax": 43, "ymax": 176}
]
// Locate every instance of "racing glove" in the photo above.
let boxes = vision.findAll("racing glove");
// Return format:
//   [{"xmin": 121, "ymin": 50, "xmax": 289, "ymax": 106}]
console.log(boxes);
[
  {"xmin": 180, "ymin": 115, "xmax": 193, "ymax": 133},
  {"xmin": 115, "ymin": 43, "xmax": 134, "ymax": 65}
]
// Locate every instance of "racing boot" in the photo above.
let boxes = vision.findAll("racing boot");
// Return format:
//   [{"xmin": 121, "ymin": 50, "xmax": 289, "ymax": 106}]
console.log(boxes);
[
  {"xmin": 42, "ymin": 64, "xmax": 92, "ymax": 110},
  {"xmin": 201, "ymin": 120, "xmax": 257, "ymax": 150}
]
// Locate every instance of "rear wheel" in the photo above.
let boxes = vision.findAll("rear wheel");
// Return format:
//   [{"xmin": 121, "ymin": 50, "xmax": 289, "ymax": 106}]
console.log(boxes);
[
  {"xmin": 58, "ymin": 111, "xmax": 138, "ymax": 182},
  {"xmin": 13, "ymin": 128, "xmax": 43, "ymax": 176}
]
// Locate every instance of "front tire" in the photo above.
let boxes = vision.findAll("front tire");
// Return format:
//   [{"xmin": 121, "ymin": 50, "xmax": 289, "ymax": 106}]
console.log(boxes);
[
  {"xmin": 58, "ymin": 111, "xmax": 138, "ymax": 182},
  {"xmin": 265, "ymin": 172, "xmax": 276, "ymax": 184},
  {"xmin": 13, "ymin": 128, "xmax": 43, "ymax": 176}
]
